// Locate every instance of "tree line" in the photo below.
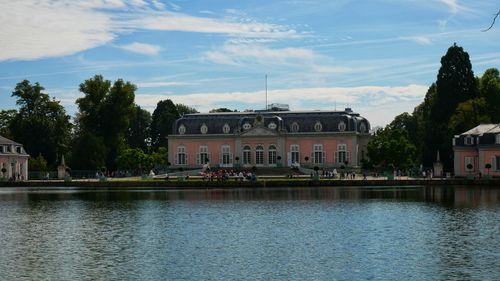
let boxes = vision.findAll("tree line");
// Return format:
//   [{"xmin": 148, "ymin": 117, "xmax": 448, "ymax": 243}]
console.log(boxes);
[
  {"xmin": 0, "ymin": 75, "xmax": 201, "ymax": 173},
  {"xmin": 366, "ymin": 43, "xmax": 500, "ymax": 173}
]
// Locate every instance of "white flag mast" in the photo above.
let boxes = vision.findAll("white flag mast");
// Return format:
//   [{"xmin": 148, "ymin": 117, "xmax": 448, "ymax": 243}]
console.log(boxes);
[{"xmin": 265, "ymin": 74, "xmax": 268, "ymax": 110}]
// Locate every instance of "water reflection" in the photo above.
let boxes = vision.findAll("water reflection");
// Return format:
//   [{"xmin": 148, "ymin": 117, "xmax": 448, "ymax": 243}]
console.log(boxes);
[
  {"xmin": 0, "ymin": 186, "xmax": 498, "ymax": 281},
  {"xmin": 0, "ymin": 186, "xmax": 498, "ymax": 207}
]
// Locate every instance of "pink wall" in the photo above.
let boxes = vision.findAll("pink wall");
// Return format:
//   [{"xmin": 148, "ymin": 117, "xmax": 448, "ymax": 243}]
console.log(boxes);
[
  {"xmin": 285, "ymin": 137, "xmax": 353, "ymax": 165},
  {"xmin": 482, "ymin": 149, "xmax": 500, "ymax": 176},
  {"xmin": 456, "ymin": 150, "xmax": 478, "ymax": 176}
]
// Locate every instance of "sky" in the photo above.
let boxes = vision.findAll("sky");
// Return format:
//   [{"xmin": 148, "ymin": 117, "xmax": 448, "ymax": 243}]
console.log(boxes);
[{"xmin": 0, "ymin": 0, "xmax": 499, "ymax": 127}]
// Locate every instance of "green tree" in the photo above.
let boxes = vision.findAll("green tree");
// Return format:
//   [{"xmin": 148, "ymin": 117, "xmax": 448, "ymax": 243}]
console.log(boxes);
[
  {"xmin": 70, "ymin": 133, "xmax": 107, "ymax": 170},
  {"xmin": 126, "ymin": 105, "xmax": 152, "ymax": 152},
  {"xmin": 448, "ymin": 98, "xmax": 491, "ymax": 133},
  {"xmin": 426, "ymin": 44, "xmax": 477, "ymax": 170},
  {"xmin": 151, "ymin": 99, "xmax": 179, "ymax": 150},
  {"xmin": 478, "ymin": 68, "xmax": 500, "ymax": 122},
  {"xmin": 29, "ymin": 154, "xmax": 48, "ymax": 172},
  {"xmin": 73, "ymin": 75, "xmax": 136, "ymax": 170},
  {"xmin": 0, "ymin": 109, "xmax": 17, "ymax": 138},
  {"xmin": 367, "ymin": 127, "xmax": 416, "ymax": 170},
  {"xmin": 176, "ymin": 103, "xmax": 198, "ymax": 116},
  {"xmin": 9, "ymin": 80, "xmax": 71, "ymax": 166},
  {"xmin": 116, "ymin": 148, "xmax": 154, "ymax": 174}
]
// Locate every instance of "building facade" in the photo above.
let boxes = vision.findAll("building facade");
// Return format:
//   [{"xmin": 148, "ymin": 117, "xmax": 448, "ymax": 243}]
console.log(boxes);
[
  {"xmin": 453, "ymin": 124, "xmax": 500, "ymax": 177},
  {"xmin": 167, "ymin": 108, "xmax": 371, "ymax": 170},
  {"xmin": 0, "ymin": 136, "xmax": 29, "ymax": 180}
]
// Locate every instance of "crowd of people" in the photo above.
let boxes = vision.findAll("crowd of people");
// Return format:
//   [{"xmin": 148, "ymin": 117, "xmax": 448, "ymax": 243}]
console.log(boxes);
[{"xmin": 200, "ymin": 169, "xmax": 257, "ymax": 182}]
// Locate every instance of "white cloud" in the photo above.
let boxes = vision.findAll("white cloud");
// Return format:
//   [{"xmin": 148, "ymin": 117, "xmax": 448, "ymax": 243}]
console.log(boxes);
[
  {"xmin": 400, "ymin": 36, "xmax": 432, "ymax": 45},
  {"xmin": 0, "ymin": 1, "xmax": 300, "ymax": 62},
  {"xmin": 136, "ymin": 81, "xmax": 195, "ymax": 88},
  {"xmin": 129, "ymin": 12, "xmax": 300, "ymax": 39},
  {"xmin": 119, "ymin": 42, "xmax": 161, "ymax": 55},
  {"xmin": 134, "ymin": 84, "xmax": 428, "ymax": 126},
  {"xmin": 203, "ymin": 42, "xmax": 316, "ymax": 65},
  {"xmin": 0, "ymin": 1, "xmax": 114, "ymax": 61}
]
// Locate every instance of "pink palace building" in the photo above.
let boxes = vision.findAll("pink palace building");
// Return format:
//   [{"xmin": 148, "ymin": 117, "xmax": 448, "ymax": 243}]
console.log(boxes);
[
  {"xmin": 167, "ymin": 105, "xmax": 371, "ymax": 170},
  {"xmin": 453, "ymin": 124, "xmax": 500, "ymax": 177},
  {"xmin": 0, "ymin": 135, "xmax": 29, "ymax": 180}
]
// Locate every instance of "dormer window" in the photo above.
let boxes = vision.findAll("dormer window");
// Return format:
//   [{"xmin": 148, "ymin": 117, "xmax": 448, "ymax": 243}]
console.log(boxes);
[
  {"xmin": 359, "ymin": 123, "xmax": 366, "ymax": 133},
  {"xmin": 290, "ymin": 122, "xmax": 299, "ymax": 132},
  {"xmin": 243, "ymin": 122, "xmax": 252, "ymax": 130},
  {"xmin": 496, "ymin": 134, "xmax": 500, "ymax": 144},
  {"xmin": 314, "ymin": 121, "xmax": 323, "ymax": 132},
  {"xmin": 178, "ymin": 124, "xmax": 186, "ymax": 135},
  {"xmin": 268, "ymin": 122, "xmax": 277, "ymax": 130},
  {"xmin": 223, "ymin": 123, "xmax": 230, "ymax": 134},
  {"xmin": 338, "ymin": 121, "xmax": 346, "ymax": 132},
  {"xmin": 465, "ymin": 135, "xmax": 474, "ymax": 145},
  {"xmin": 200, "ymin": 124, "xmax": 208, "ymax": 134}
]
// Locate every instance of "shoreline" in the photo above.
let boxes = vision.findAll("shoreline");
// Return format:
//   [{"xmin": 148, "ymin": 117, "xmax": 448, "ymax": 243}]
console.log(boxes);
[{"xmin": 1, "ymin": 178, "xmax": 499, "ymax": 190}]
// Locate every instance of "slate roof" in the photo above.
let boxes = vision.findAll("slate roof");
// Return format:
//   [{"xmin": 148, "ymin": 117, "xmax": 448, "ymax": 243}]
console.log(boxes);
[
  {"xmin": 171, "ymin": 109, "xmax": 371, "ymax": 135},
  {"xmin": 460, "ymin": 124, "xmax": 499, "ymax": 136},
  {"xmin": 0, "ymin": 136, "xmax": 20, "ymax": 145}
]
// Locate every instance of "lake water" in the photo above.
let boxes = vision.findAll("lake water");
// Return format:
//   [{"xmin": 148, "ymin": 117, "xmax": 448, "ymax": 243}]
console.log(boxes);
[{"xmin": 0, "ymin": 186, "xmax": 498, "ymax": 280}]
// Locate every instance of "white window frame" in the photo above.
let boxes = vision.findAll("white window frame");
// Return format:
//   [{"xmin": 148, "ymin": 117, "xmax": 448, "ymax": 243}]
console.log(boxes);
[
  {"xmin": 336, "ymin": 144, "xmax": 350, "ymax": 165},
  {"xmin": 255, "ymin": 145, "xmax": 264, "ymax": 166},
  {"xmin": 220, "ymin": 145, "xmax": 232, "ymax": 166},
  {"xmin": 197, "ymin": 145, "xmax": 210, "ymax": 165},
  {"xmin": 291, "ymin": 122, "xmax": 299, "ymax": 132},
  {"xmin": 290, "ymin": 144, "xmax": 300, "ymax": 164},
  {"xmin": 312, "ymin": 144, "xmax": 324, "ymax": 164},
  {"xmin": 243, "ymin": 146, "xmax": 252, "ymax": 165},
  {"xmin": 268, "ymin": 145, "xmax": 277, "ymax": 165},
  {"xmin": 176, "ymin": 145, "xmax": 187, "ymax": 165}
]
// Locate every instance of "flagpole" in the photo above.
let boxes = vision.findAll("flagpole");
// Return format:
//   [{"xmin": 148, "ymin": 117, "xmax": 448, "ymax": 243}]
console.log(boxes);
[{"xmin": 265, "ymin": 74, "xmax": 268, "ymax": 110}]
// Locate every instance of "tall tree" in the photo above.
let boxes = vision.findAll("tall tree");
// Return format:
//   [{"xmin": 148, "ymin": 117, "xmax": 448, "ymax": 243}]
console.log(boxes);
[
  {"xmin": 150, "ymin": 99, "xmax": 179, "ymax": 150},
  {"xmin": 73, "ymin": 75, "xmax": 136, "ymax": 170},
  {"xmin": 426, "ymin": 44, "xmax": 477, "ymax": 170},
  {"xmin": 9, "ymin": 80, "xmax": 71, "ymax": 166},
  {"xmin": 125, "ymin": 105, "xmax": 152, "ymax": 152}
]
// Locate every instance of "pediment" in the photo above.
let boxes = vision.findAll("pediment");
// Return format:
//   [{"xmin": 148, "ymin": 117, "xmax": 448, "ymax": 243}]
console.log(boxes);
[{"xmin": 241, "ymin": 127, "xmax": 278, "ymax": 136}]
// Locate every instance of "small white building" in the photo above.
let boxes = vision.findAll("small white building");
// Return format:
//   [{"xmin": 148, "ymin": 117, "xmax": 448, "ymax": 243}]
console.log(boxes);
[{"xmin": 0, "ymin": 136, "xmax": 29, "ymax": 181}]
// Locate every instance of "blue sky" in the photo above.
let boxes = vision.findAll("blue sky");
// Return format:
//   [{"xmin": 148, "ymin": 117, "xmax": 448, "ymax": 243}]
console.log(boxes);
[{"xmin": 0, "ymin": 0, "xmax": 499, "ymax": 126}]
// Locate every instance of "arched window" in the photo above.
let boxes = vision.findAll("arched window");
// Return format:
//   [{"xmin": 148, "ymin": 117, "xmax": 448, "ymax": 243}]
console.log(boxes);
[
  {"xmin": 223, "ymin": 123, "xmax": 231, "ymax": 134},
  {"xmin": 255, "ymin": 145, "xmax": 264, "ymax": 165},
  {"xmin": 291, "ymin": 122, "xmax": 299, "ymax": 132},
  {"xmin": 197, "ymin": 145, "xmax": 209, "ymax": 165},
  {"xmin": 243, "ymin": 145, "xmax": 252, "ymax": 165},
  {"xmin": 268, "ymin": 145, "xmax": 277, "ymax": 165},
  {"xmin": 290, "ymin": 144, "xmax": 300, "ymax": 165},
  {"xmin": 313, "ymin": 144, "xmax": 324, "ymax": 164},
  {"xmin": 220, "ymin": 145, "xmax": 232, "ymax": 166},
  {"xmin": 176, "ymin": 145, "xmax": 187, "ymax": 165}
]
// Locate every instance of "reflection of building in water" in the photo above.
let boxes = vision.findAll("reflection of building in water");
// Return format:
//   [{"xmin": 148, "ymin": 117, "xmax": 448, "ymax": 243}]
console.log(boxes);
[
  {"xmin": 0, "ymin": 135, "xmax": 29, "ymax": 181},
  {"xmin": 453, "ymin": 124, "xmax": 500, "ymax": 177},
  {"xmin": 167, "ymin": 107, "xmax": 371, "ymax": 170}
]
